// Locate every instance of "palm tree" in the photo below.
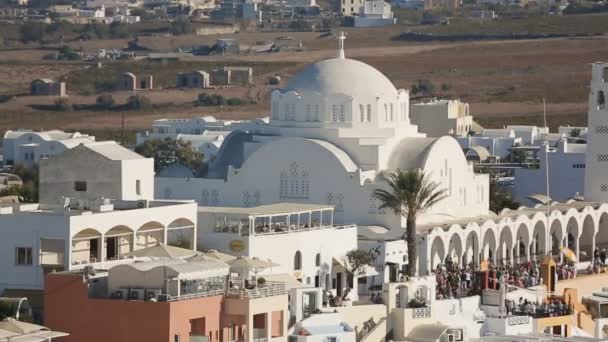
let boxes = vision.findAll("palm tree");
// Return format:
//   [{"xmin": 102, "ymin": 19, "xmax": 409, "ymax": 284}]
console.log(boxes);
[{"xmin": 373, "ymin": 169, "xmax": 448, "ymax": 277}]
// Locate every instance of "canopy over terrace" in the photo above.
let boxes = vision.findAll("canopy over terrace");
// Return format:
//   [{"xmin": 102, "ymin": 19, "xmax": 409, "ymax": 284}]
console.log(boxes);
[{"xmin": 199, "ymin": 203, "xmax": 335, "ymax": 236}]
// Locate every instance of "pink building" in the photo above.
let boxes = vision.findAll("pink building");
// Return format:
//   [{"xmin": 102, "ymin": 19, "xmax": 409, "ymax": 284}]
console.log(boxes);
[{"xmin": 44, "ymin": 259, "xmax": 288, "ymax": 342}]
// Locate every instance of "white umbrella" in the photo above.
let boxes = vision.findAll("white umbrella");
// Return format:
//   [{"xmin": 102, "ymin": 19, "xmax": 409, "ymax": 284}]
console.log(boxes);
[
  {"xmin": 0, "ymin": 318, "xmax": 46, "ymax": 334},
  {"xmin": 203, "ymin": 249, "xmax": 237, "ymax": 263},
  {"xmin": 123, "ymin": 244, "xmax": 197, "ymax": 259},
  {"xmin": 228, "ymin": 257, "xmax": 279, "ymax": 270}
]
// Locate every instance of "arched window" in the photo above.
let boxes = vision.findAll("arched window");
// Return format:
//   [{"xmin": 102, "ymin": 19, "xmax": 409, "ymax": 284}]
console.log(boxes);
[
  {"xmin": 366, "ymin": 104, "xmax": 372, "ymax": 122},
  {"xmin": 598, "ymin": 91, "xmax": 606, "ymax": 110},
  {"xmin": 294, "ymin": 251, "xmax": 302, "ymax": 270},
  {"xmin": 331, "ymin": 104, "xmax": 337, "ymax": 121},
  {"xmin": 315, "ymin": 253, "xmax": 321, "ymax": 267}
]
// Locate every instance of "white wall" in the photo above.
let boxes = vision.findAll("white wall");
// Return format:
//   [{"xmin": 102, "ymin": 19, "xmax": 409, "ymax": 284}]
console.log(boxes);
[
  {"xmin": 40, "ymin": 145, "xmax": 154, "ymax": 205},
  {"xmin": 512, "ymin": 142, "xmax": 585, "ymax": 205}
]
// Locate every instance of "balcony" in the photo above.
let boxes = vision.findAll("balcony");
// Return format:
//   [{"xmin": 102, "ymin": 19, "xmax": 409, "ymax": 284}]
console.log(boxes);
[{"xmin": 226, "ymin": 280, "xmax": 287, "ymax": 299}]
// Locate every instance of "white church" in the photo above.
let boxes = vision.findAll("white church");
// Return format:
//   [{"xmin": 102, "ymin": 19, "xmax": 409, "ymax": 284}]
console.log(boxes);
[
  {"xmin": 157, "ymin": 36, "xmax": 488, "ymax": 229},
  {"xmin": 158, "ymin": 37, "xmax": 608, "ymax": 275}
]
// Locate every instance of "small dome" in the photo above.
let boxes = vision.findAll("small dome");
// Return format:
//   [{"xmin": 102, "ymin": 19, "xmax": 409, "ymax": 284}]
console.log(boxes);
[{"xmin": 284, "ymin": 58, "xmax": 398, "ymax": 98}]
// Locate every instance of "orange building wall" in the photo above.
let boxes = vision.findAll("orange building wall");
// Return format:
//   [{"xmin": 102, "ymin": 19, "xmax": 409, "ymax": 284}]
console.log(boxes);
[{"xmin": 44, "ymin": 274, "xmax": 223, "ymax": 342}]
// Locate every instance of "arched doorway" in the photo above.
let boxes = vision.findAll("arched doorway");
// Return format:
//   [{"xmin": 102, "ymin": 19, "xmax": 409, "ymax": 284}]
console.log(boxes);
[
  {"xmin": 498, "ymin": 226, "xmax": 514, "ymax": 265},
  {"xmin": 531, "ymin": 220, "xmax": 546, "ymax": 260},
  {"xmin": 431, "ymin": 236, "xmax": 446, "ymax": 270},
  {"xmin": 565, "ymin": 217, "xmax": 579, "ymax": 258},
  {"xmin": 580, "ymin": 215, "xmax": 596, "ymax": 261},
  {"xmin": 464, "ymin": 230, "xmax": 479, "ymax": 266},
  {"xmin": 482, "ymin": 229, "xmax": 497, "ymax": 263},
  {"xmin": 448, "ymin": 234, "xmax": 463, "ymax": 267},
  {"xmin": 515, "ymin": 223, "xmax": 530, "ymax": 263},
  {"xmin": 550, "ymin": 219, "xmax": 563, "ymax": 258}
]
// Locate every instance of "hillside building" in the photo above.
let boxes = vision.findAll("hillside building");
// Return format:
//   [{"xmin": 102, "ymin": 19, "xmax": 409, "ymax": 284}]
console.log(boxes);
[
  {"xmin": 30, "ymin": 79, "xmax": 66, "ymax": 97},
  {"xmin": 1, "ymin": 130, "xmax": 96, "ymax": 167}
]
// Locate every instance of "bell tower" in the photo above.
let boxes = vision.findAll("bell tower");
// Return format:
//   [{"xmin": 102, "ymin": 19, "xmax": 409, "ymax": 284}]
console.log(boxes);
[{"xmin": 585, "ymin": 62, "xmax": 608, "ymax": 201}]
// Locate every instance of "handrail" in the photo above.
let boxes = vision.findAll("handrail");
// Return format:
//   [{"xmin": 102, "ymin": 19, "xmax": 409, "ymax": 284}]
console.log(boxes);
[{"xmin": 226, "ymin": 281, "xmax": 287, "ymax": 299}]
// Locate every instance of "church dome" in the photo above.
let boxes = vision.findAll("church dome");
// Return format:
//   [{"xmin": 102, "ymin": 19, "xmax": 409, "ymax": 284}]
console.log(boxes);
[{"xmin": 284, "ymin": 58, "xmax": 398, "ymax": 99}]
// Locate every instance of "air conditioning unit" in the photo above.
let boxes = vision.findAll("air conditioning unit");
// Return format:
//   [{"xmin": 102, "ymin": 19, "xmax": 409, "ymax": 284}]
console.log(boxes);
[
  {"xmin": 129, "ymin": 288, "xmax": 145, "ymax": 301},
  {"xmin": 136, "ymin": 200, "xmax": 148, "ymax": 209},
  {"xmin": 145, "ymin": 289, "xmax": 162, "ymax": 301},
  {"xmin": 157, "ymin": 294, "xmax": 169, "ymax": 302}
]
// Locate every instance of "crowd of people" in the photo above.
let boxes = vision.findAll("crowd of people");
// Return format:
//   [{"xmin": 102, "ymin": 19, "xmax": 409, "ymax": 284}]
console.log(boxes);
[
  {"xmin": 433, "ymin": 258, "xmax": 552, "ymax": 300},
  {"xmin": 508, "ymin": 297, "xmax": 572, "ymax": 317},
  {"xmin": 491, "ymin": 261, "xmax": 544, "ymax": 289},
  {"xmin": 434, "ymin": 257, "xmax": 478, "ymax": 300}
]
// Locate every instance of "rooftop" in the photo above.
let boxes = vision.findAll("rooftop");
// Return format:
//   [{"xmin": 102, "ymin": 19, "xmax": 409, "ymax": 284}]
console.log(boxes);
[
  {"xmin": 84, "ymin": 141, "xmax": 145, "ymax": 161},
  {"xmin": 198, "ymin": 203, "xmax": 334, "ymax": 216}
]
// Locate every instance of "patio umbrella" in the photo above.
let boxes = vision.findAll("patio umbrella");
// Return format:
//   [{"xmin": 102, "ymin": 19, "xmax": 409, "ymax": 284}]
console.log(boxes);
[
  {"xmin": 228, "ymin": 257, "xmax": 279, "ymax": 271},
  {"xmin": 0, "ymin": 318, "xmax": 46, "ymax": 335},
  {"xmin": 559, "ymin": 246, "xmax": 578, "ymax": 263},
  {"xmin": 123, "ymin": 243, "xmax": 197, "ymax": 259},
  {"xmin": 0, "ymin": 327, "xmax": 19, "ymax": 340},
  {"xmin": 203, "ymin": 249, "xmax": 237, "ymax": 263}
]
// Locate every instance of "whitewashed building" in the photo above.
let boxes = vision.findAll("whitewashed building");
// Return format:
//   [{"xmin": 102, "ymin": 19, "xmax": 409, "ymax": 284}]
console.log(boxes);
[
  {"xmin": 2, "ymin": 130, "xmax": 95, "ymax": 167},
  {"xmin": 411, "ymin": 99, "xmax": 473, "ymax": 138},
  {"xmin": 157, "ymin": 40, "xmax": 490, "ymax": 229},
  {"xmin": 353, "ymin": 0, "xmax": 397, "ymax": 27},
  {"xmin": 457, "ymin": 135, "xmax": 522, "ymax": 161},
  {"xmin": 585, "ymin": 62, "xmax": 608, "ymax": 203},
  {"xmin": 512, "ymin": 138, "xmax": 586, "ymax": 206},
  {"xmin": 0, "ymin": 140, "xmax": 198, "ymax": 293},
  {"xmin": 197, "ymin": 203, "xmax": 360, "ymax": 299},
  {"xmin": 39, "ymin": 141, "xmax": 154, "ymax": 206}
]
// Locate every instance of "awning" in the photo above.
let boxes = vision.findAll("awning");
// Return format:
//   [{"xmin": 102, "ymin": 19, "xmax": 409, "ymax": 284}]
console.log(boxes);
[
  {"xmin": 123, "ymin": 244, "xmax": 197, "ymax": 259},
  {"xmin": 406, "ymin": 324, "xmax": 449, "ymax": 342}
]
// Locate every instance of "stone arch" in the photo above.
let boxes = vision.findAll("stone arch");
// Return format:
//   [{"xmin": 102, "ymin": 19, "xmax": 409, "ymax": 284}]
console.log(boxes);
[
  {"xmin": 482, "ymin": 229, "xmax": 497, "ymax": 262},
  {"xmin": 72, "ymin": 228, "xmax": 103, "ymax": 264},
  {"xmin": 137, "ymin": 221, "xmax": 165, "ymax": 248},
  {"xmin": 447, "ymin": 234, "xmax": 463, "ymax": 266},
  {"xmin": 580, "ymin": 215, "xmax": 596, "ymax": 261},
  {"xmin": 597, "ymin": 212, "xmax": 608, "ymax": 250},
  {"xmin": 565, "ymin": 216, "xmax": 579, "ymax": 257},
  {"xmin": 431, "ymin": 236, "xmax": 446, "ymax": 270},
  {"xmin": 550, "ymin": 219, "xmax": 564, "ymax": 258},
  {"xmin": 515, "ymin": 223, "xmax": 530, "ymax": 263},
  {"xmin": 105, "ymin": 225, "xmax": 134, "ymax": 260},
  {"xmin": 531, "ymin": 220, "xmax": 546, "ymax": 260},
  {"xmin": 167, "ymin": 218, "xmax": 196, "ymax": 249},
  {"xmin": 498, "ymin": 226, "xmax": 514, "ymax": 265},
  {"xmin": 464, "ymin": 230, "xmax": 479, "ymax": 266}
]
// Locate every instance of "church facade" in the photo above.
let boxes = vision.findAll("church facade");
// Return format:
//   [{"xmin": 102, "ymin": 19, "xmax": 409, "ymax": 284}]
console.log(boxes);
[{"xmin": 157, "ymin": 41, "xmax": 489, "ymax": 230}]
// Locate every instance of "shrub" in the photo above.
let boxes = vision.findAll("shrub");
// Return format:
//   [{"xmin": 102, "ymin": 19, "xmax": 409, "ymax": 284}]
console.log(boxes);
[
  {"xmin": 197, "ymin": 93, "xmax": 226, "ymax": 106},
  {"xmin": 411, "ymin": 79, "xmax": 435, "ymax": 95},
  {"xmin": 57, "ymin": 45, "xmax": 81, "ymax": 60},
  {"xmin": 96, "ymin": 94, "xmax": 115, "ymax": 110},
  {"xmin": 408, "ymin": 298, "xmax": 426, "ymax": 308},
  {"xmin": 126, "ymin": 95, "xmax": 152, "ymax": 111},
  {"xmin": 54, "ymin": 98, "xmax": 72, "ymax": 111}
]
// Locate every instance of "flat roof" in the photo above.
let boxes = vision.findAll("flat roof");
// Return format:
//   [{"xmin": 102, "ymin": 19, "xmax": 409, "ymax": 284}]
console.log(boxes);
[
  {"xmin": 198, "ymin": 203, "xmax": 334, "ymax": 216},
  {"xmin": 472, "ymin": 334, "xmax": 608, "ymax": 342}
]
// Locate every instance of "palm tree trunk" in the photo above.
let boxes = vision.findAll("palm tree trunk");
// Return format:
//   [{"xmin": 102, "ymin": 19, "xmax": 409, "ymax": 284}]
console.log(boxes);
[{"xmin": 406, "ymin": 213, "xmax": 417, "ymax": 277}]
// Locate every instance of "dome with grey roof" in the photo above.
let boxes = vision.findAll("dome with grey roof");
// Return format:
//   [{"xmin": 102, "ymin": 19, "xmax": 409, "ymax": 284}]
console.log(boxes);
[{"xmin": 284, "ymin": 58, "xmax": 398, "ymax": 98}]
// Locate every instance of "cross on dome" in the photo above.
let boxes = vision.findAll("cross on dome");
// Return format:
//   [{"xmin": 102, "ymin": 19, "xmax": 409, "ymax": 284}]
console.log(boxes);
[{"xmin": 337, "ymin": 32, "xmax": 347, "ymax": 59}]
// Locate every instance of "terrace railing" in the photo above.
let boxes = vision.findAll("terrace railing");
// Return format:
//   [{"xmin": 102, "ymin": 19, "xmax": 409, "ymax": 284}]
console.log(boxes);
[{"xmin": 226, "ymin": 280, "xmax": 287, "ymax": 299}]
